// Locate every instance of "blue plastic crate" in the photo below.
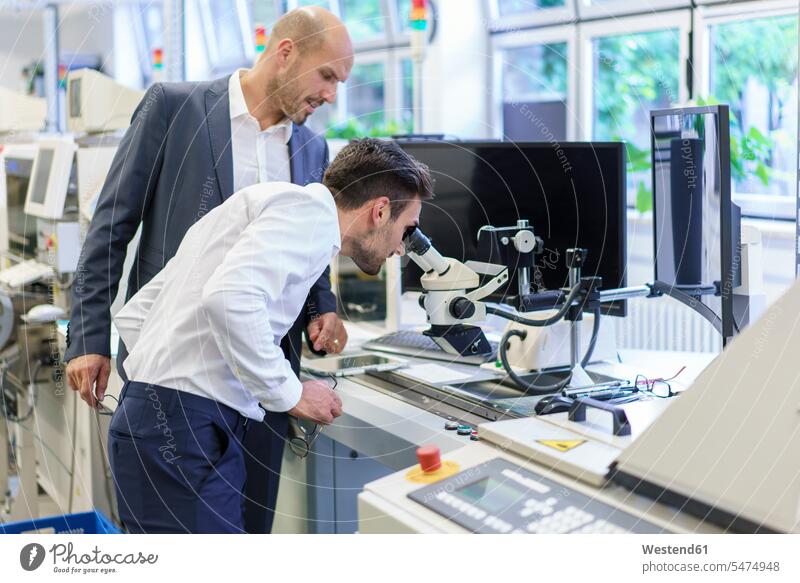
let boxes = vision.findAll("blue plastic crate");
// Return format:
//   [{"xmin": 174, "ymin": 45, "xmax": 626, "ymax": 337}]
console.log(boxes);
[{"xmin": 0, "ymin": 510, "xmax": 120, "ymax": 534}]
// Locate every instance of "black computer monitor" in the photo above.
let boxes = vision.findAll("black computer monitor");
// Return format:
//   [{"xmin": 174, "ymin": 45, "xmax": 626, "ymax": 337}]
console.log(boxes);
[
  {"xmin": 651, "ymin": 105, "xmax": 740, "ymax": 345},
  {"xmin": 397, "ymin": 140, "xmax": 628, "ymax": 316}
]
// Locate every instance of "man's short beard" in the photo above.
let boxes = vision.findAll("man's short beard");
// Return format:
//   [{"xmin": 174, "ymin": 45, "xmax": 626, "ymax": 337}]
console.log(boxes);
[
  {"xmin": 349, "ymin": 236, "xmax": 383, "ymax": 276},
  {"xmin": 267, "ymin": 66, "xmax": 307, "ymax": 125}
]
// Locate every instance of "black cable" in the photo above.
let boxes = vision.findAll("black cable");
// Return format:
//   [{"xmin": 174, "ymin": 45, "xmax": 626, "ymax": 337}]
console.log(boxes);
[
  {"xmin": 486, "ymin": 282, "xmax": 583, "ymax": 327},
  {"xmin": 498, "ymin": 329, "xmax": 572, "ymax": 395},
  {"xmin": 581, "ymin": 307, "xmax": 601, "ymax": 368}
]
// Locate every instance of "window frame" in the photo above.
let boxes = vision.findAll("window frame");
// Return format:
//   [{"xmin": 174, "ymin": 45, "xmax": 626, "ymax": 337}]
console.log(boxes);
[
  {"xmin": 488, "ymin": 0, "xmax": 577, "ymax": 32},
  {"xmin": 490, "ymin": 25, "xmax": 578, "ymax": 140},
  {"xmin": 575, "ymin": 0, "xmax": 691, "ymax": 21},
  {"xmin": 342, "ymin": 49, "xmax": 391, "ymax": 126},
  {"xmin": 692, "ymin": 0, "xmax": 799, "ymax": 219},
  {"xmin": 284, "ymin": 0, "xmax": 408, "ymax": 51},
  {"xmin": 577, "ymin": 9, "xmax": 692, "ymax": 141},
  {"xmin": 196, "ymin": 0, "xmax": 255, "ymax": 76}
]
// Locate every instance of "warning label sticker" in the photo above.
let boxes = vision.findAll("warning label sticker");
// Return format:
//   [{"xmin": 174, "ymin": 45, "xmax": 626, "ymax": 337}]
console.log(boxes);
[{"xmin": 536, "ymin": 439, "xmax": 587, "ymax": 453}]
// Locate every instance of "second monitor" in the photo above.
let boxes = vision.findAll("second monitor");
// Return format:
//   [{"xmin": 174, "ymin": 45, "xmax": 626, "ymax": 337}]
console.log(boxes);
[{"xmin": 397, "ymin": 140, "xmax": 627, "ymax": 316}]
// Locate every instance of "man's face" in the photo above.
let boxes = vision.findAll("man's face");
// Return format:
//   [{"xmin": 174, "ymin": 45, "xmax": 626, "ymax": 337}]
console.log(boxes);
[
  {"xmin": 271, "ymin": 41, "xmax": 353, "ymax": 125},
  {"xmin": 350, "ymin": 198, "xmax": 422, "ymax": 276}
]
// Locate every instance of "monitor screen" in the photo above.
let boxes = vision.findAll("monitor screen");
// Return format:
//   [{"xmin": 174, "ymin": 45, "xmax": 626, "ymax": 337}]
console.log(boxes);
[
  {"xmin": 651, "ymin": 106, "xmax": 738, "ymax": 342},
  {"xmin": 29, "ymin": 147, "xmax": 53, "ymax": 205},
  {"xmin": 3, "ymin": 156, "xmax": 37, "ymax": 258},
  {"xmin": 69, "ymin": 78, "xmax": 81, "ymax": 118},
  {"xmin": 398, "ymin": 141, "xmax": 627, "ymax": 316}
]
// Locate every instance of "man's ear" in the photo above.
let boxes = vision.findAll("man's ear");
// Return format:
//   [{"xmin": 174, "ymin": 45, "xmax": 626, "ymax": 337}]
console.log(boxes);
[
  {"xmin": 371, "ymin": 196, "xmax": 392, "ymax": 226},
  {"xmin": 275, "ymin": 38, "xmax": 294, "ymax": 66}
]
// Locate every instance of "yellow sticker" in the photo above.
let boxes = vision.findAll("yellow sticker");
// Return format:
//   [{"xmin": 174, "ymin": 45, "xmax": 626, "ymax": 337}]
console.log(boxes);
[
  {"xmin": 536, "ymin": 439, "xmax": 586, "ymax": 453},
  {"xmin": 405, "ymin": 460, "xmax": 461, "ymax": 484}
]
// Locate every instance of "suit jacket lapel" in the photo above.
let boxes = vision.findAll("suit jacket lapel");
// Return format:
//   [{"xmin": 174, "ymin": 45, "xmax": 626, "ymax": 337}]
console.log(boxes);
[
  {"xmin": 204, "ymin": 77, "xmax": 234, "ymax": 201},
  {"xmin": 288, "ymin": 125, "xmax": 309, "ymax": 186}
]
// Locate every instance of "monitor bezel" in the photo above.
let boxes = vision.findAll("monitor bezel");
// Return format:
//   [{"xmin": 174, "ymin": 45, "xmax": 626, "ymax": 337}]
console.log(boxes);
[
  {"xmin": 24, "ymin": 138, "xmax": 76, "ymax": 220},
  {"xmin": 649, "ymin": 105, "xmax": 736, "ymax": 345},
  {"xmin": 0, "ymin": 143, "xmax": 38, "ymax": 258}
]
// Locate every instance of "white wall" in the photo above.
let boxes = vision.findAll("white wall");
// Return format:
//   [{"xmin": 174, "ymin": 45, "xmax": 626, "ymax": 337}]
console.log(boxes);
[{"xmin": 421, "ymin": 0, "xmax": 491, "ymax": 138}]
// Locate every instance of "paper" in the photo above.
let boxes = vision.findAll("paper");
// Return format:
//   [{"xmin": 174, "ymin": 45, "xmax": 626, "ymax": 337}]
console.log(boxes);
[{"xmin": 401, "ymin": 363, "xmax": 473, "ymax": 385}]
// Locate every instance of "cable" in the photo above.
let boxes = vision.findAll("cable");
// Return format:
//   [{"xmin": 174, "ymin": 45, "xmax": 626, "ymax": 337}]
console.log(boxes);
[
  {"xmin": 581, "ymin": 308, "xmax": 601, "ymax": 368},
  {"xmin": 498, "ymin": 306, "xmax": 602, "ymax": 395},
  {"xmin": 93, "ymin": 399, "xmax": 121, "ymax": 526},
  {"xmin": 486, "ymin": 282, "xmax": 583, "ymax": 327},
  {"xmin": 498, "ymin": 329, "xmax": 572, "ymax": 395}
]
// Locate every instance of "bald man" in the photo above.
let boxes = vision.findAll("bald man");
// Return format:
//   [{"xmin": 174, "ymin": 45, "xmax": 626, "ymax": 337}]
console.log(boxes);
[{"xmin": 65, "ymin": 7, "xmax": 354, "ymax": 533}]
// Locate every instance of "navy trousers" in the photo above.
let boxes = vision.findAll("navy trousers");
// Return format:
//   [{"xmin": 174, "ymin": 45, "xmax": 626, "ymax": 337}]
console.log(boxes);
[{"xmin": 109, "ymin": 381, "xmax": 257, "ymax": 533}]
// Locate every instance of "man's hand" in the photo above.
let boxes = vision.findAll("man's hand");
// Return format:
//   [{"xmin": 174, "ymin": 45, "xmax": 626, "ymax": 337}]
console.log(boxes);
[
  {"xmin": 307, "ymin": 312, "xmax": 348, "ymax": 354},
  {"xmin": 288, "ymin": 380, "xmax": 343, "ymax": 425},
  {"xmin": 66, "ymin": 354, "xmax": 112, "ymax": 409}
]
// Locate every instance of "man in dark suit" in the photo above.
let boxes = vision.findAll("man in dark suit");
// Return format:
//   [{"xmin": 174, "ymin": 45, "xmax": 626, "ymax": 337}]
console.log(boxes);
[{"xmin": 64, "ymin": 7, "xmax": 353, "ymax": 533}]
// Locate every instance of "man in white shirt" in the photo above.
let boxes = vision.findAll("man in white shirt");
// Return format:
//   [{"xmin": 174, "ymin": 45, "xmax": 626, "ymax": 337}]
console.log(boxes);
[
  {"xmin": 66, "ymin": 6, "xmax": 354, "ymax": 533},
  {"xmin": 107, "ymin": 138, "xmax": 433, "ymax": 533}
]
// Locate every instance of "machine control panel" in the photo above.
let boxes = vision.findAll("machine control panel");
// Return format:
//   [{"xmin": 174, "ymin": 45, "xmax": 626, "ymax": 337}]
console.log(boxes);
[{"xmin": 408, "ymin": 457, "xmax": 663, "ymax": 534}]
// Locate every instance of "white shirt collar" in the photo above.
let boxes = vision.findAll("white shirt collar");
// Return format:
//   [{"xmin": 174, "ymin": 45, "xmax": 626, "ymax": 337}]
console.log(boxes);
[{"xmin": 229, "ymin": 69, "xmax": 293, "ymax": 145}]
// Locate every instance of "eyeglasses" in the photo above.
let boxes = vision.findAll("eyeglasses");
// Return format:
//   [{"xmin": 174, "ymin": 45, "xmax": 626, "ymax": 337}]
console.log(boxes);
[
  {"xmin": 288, "ymin": 375, "xmax": 338, "ymax": 458},
  {"xmin": 634, "ymin": 366, "xmax": 685, "ymax": 399}
]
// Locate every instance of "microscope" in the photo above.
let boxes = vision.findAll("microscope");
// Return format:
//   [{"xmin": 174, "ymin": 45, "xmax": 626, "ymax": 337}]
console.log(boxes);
[
  {"xmin": 402, "ymin": 226, "xmax": 508, "ymax": 357},
  {"xmin": 403, "ymin": 222, "xmax": 650, "ymax": 392}
]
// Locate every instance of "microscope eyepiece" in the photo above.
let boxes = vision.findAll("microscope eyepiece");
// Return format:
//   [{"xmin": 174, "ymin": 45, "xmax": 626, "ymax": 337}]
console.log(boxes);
[{"xmin": 403, "ymin": 226, "xmax": 432, "ymax": 256}]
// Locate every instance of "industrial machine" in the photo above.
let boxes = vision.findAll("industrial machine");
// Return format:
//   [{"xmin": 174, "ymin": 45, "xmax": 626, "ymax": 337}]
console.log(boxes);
[
  {"xmin": 359, "ymin": 273, "xmax": 800, "ymax": 533},
  {"xmin": 66, "ymin": 69, "xmax": 144, "ymax": 233},
  {"xmin": 0, "ymin": 72, "xmax": 140, "ymax": 525},
  {"xmin": 0, "ymin": 88, "xmax": 46, "ymax": 135}
]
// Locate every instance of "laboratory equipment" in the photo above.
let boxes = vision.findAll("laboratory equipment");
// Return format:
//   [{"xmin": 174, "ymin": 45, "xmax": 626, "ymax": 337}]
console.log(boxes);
[
  {"xmin": 66, "ymin": 68, "xmax": 144, "ymax": 135},
  {"xmin": 0, "ymin": 144, "xmax": 38, "ymax": 259},
  {"xmin": 24, "ymin": 137, "xmax": 77, "ymax": 220},
  {"xmin": 0, "ymin": 88, "xmax": 46, "ymax": 134},
  {"xmin": 651, "ymin": 105, "xmax": 764, "ymax": 345},
  {"xmin": 397, "ymin": 140, "xmax": 627, "ymax": 316}
]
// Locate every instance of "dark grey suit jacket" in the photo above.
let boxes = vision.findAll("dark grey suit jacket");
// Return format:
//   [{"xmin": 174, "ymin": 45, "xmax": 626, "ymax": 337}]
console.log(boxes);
[{"xmin": 65, "ymin": 76, "xmax": 336, "ymax": 373}]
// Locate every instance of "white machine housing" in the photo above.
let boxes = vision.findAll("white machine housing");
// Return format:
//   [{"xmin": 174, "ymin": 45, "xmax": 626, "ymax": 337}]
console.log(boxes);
[
  {"xmin": 499, "ymin": 311, "xmax": 617, "ymax": 371},
  {"xmin": 66, "ymin": 68, "xmax": 144, "ymax": 135},
  {"xmin": 24, "ymin": 138, "xmax": 76, "ymax": 220},
  {"xmin": 0, "ymin": 143, "xmax": 37, "ymax": 257},
  {"xmin": 613, "ymin": 276, "xmax": 800, "ymax": 533},
  {"xmin": 0, "ymin": 88, "xmax": 46, "ymax": 134}
]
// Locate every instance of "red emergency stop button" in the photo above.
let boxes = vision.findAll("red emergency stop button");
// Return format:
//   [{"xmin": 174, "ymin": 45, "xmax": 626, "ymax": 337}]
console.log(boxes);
[{"xmin": 416, "ymin": 445, "xmax": 441, "ymax": 473}]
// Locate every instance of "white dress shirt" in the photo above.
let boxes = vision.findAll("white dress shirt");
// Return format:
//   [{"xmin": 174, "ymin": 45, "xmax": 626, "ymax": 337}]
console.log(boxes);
[
  {"xmin": 114, "ymin": 182, "xmax": 341, "ymax": 420},
  {"xmin": 229, "ymin": 69, "xmax": 292, "ymax": 191}
]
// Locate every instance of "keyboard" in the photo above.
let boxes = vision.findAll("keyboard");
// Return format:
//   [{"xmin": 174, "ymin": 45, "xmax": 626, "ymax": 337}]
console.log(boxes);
[
  {"xmin": 363, "ymin": 330, "xmax": 498, "ymax": 365},
  {"xmin": 0, "ymin": 260, "xmax": 54, "ymax": 288}
]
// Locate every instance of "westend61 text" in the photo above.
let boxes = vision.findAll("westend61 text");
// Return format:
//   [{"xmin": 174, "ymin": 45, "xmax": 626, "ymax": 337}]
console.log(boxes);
[{"xmin": 642, "ymin": 544, "xmax": 708, "ymax": 555}]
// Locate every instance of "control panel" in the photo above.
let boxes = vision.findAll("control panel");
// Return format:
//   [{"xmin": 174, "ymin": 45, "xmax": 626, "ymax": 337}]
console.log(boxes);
[{"xmin": 408, "ymin": 457, "xmax": 663, "ymax": 534}]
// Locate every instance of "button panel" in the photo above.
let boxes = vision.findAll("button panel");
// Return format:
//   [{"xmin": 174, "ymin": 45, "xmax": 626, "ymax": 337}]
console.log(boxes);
[{"xmin": 408, "ymin": 457, "xmax": 663, "ymax": 534}]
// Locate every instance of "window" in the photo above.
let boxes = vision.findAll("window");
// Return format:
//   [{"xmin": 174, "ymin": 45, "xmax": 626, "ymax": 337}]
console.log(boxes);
[
  {"xmin": 498, "ymin": 0, "xmax": 566, "ymax": 16},
  {"xmin": 250, "ymin": 0, "xmax": 282, "ymax": 26},
  {"xmin": 576, "ymin": 0, "xmax": 692, "ymax": 20},
  {"xmin": 701, "ymin": 7, "xmax": 799, "ymax": 218},
  {"xmin": 490, "ymin": 0, "xmax": 575, "ymax": 29},
  {"xmin": 340, "ymin": 0, "xmax": 387, "ymax": 42},
  {"xmin": 396, "ymin": 0, "xmax": 412, "ymax": 32},
  {"xmin": 346, "ymin": 61, "xmax": 386, "ymax": 128},
  {"xmin": 580, "ymin": 12, "xmax": 690, "ymax": 209},
  {"xmin": 399, "ymin": 58, "xmax": 415, "ymax": 129},
  {"xmin": 195, "ymin": 0, "xmax": 254, "ymax": 75},
  {"xmin": 500, "ymin": 42, "xmax": 569, "ymax": 141}
]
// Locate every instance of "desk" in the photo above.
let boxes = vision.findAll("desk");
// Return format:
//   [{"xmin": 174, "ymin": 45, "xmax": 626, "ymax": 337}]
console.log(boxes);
[{"xmin": 287, "ymin": 319, "xmax": 715, "ymax": 533}]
